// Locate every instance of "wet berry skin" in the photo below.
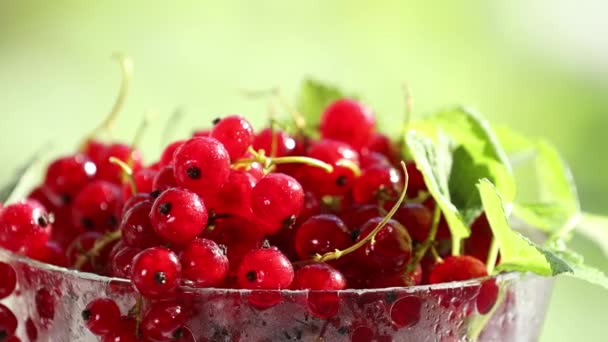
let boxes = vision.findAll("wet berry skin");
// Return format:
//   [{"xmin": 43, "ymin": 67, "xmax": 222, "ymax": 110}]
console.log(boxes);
[
  {"xmin": 292, "ymin": 263, "xmax": 346, "ymax": 290},
  {"xmin": 180, "ymin": 238, "xmax": 229, "ymax": 287},
  {"xmin": 320, "ymin": 98, "xmax": 376, "ymax": 150},
  {"xmin": 294, "ymin": 214, "xmax": 351, "ymax": 260},
  {"xmin": 172, "ymin": 137, "xmax": 231, "ymax": 201},
  {"xmin": 130, "ymin": 247, "xmax": 182, "ymax": 299},
  {"xmin": 0, "ymin": 199, "xmax": 53, "ymax": 254},
  {"xmin": 120, "ymin": 201, "xmax": 162, "ymax": 248},
  {"xmin": 43, "ymin": 154, "xmax": 97, "ymax": 206},
  {"xmin": 82, "ymin": 298, "xmax": 121, "ymax": 336},
  {"xmin": 150, "ymin": 188, "xmax": 208, "ymax": 246},
  {"xmin": 429, "ymin": 255, "xmax": 488, "ymax": 284},
  {"xmin": 302, "ymin": 139, "xmax": 360, "ymax": 196},
  {"xmin": 237, "ymin": 248, "xmax": 294, "ymax": 290},
  {"xmin": 210, "ymin": 115, "xmax": 254, "ymax": 160},
  {"xmin": 250, "ymin": 173, "xmax": 304, "ymax": 234},
  {"xmin": 0, "ymin": 303, "xmax": 17, "ymax": 339},
  {"xmin": 140, "ymin": 301, "xmax": 188, "ymax": 341},
  {"xmin": 71, "ymin": 180, "xmax": 122, "ymax": 233},
  {"xmin": 0, "ymin": 262, "xmax": 17, "ymax": 299},
  {"xmin": 252, "ymin": 128, "xmax": 295, "ymax": 157},
  {"xmin": 356, "ymin": 217, "xmax": 413, "ymax": 272}
]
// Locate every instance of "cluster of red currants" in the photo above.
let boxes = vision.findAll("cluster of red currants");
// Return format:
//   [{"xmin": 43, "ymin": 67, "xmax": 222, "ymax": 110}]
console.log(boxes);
[{"xmin": 0, "ymin": 98, "xmax": 497, "ymax": 341}]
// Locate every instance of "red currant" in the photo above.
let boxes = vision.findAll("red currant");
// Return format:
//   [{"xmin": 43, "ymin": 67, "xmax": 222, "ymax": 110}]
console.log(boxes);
[
  {"xmin": 150, "ymin": 188, "xmax": 208, "ymax": 246},
  {"xmin": 429, "ymin": 255, "xmax": 488, "ymax": 284},
  {"xmin": 0, "ymin": 200, "xmax": 53, "ymax": 254},
  {"xmin": 159, "ymin": 140, "xmax": 186, "ymax": 167},
  {"xmin": 210, "ymin": 115, "xmax": 254, "ymax": 160},
  {"xmin": 96, "ymin": 143, "xmax": 143, "ymax": 184},
  {"xmin": 212, "ymin": 169, "xmax": 257, "ymax": 219},
  {"xmin": 180, "ymin": 238, "xmax": 229, "ymax": 287},
  {"xmin": 122, "ymin": 168, "xmax": 157, "ymax": 200},
  {"xmin": 71, "ymin": 180, "xmax": 122, "ymax": 232},
  {"xmin": 302, "ymin": 139, "xmax": 360, "ymax": 196},
  {"xmin": 109, "ymin": 241, "xmax": 142, "ymax": 278},
  {"xmin": 152, "ymin": 165, "xmax": 178, "ymax": 194},
  {"xmin": 320, "ymin": 98, "xmax": 375, "ymax": 150},
  {"xmin": 43, "ymin": 154, "xmax": 96, "ymax": 206},
  {"xmin": 0, "ymin": 262, "xmax": 16, "ymax": 299},
  {"xmin": 82, "ymin": 298, "xmax": 121, "ymax": 336},
  {"xmin": 292, "ymin": 263, "xmax": 346, "ymax": 319},
  {"xmin": 131, "ymin": 247, "xmax": 181, "ymax": 298},
  {"xmin": 140, "ymin": 301, "xmax": 188, "ymax": 341},
  {"xmin": 0, "ymin": 303, "xmax": 17, "ymax": 340},
  {"xmin": 294, "ymin": 214, "xmax": 351, "ymax": 260},
  {"xmin": 172, "ymin": 137, "xmax": 231, "ymax": 200},
  {"xmin": 250, "ymin": 173, "xmax": 304, "ymax": 234},
  {"xmin": 352, "ymin": 165, "xmax": 401, "ymax": 204},
  {"xmin": 252, "ymin": 128, "xmax": 295, "ymax": 157},
  {"xmin": 357, "ymin": 217, "xmax": 413, "ymax": 272},
  {"xmin": 237, "ymin": 248, "xmax": 294, "ymax": 290},
  {"xmin": 120, "ymin": 201, "xmax": 162, "ymax": 248}
]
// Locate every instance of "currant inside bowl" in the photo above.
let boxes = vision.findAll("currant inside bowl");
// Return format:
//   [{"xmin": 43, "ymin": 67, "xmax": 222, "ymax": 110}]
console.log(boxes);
[{"xmin": 0, "ymin": 247, "xmax": 553, "ymax": 342}]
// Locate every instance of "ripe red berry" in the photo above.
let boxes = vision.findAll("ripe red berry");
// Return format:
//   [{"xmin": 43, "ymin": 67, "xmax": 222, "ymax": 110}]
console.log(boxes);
[
  {"xmin": 122, "ymin": 168, "xmax": 157, "ymax": 200},
  {"xmin": 294, "ymin": 214, "xmax": 351, "ymax": 260},
  {"xmin": 109, "ymin": 242, "xmax": 142, "ymax": 278},
  {"xmin": 96, "ymin": 143, "xmax": 143, "ymax": 184},
  {"xmin": 250, "ymin": 173, "xmax": 304, "ymax": 234},
  {"xmin": 82, "ymin": 298, "xmax": 121, "ymax": 336},
  {"xmin": 429, "ymin": 255, "xmax": 488, "ymax": 284},
  {"xmin": 118, "ymin": 193, "xmax": 152, "ymax": 220},
  {"xmin": 302, "ymin": 139, "xmax": 360, "ymax": 196},
  {"xmin": 71, "ymin": 180, "xmax": 122, "ymax": 232},
  {"xmin": 152, "ymin": 165, "xmax": 178, "ymax": 194},
  {"xmin": 367, "ymin": 133, "xmax": 398, "ymax": 164},
  {"xmin": 476, "ymin": 279, "xmax": 499, "ymax": 314},
  {"xmin": 292, "ymin": 263, "xmax": 346, "ymax": 319},
  {"xmin": 0, "ymin": 303, "xmax": 17, "ymax": 340},
  {"xmin": 120, "ymin": 201, "xmax": 162, "ymax": 248},
  {"xmin": 392, "ymin": 203, "xmax": 433, "ymax": 243},
  {"xmin": 150, "ymin": 188, "xmax": 208, "ymax": 246},
  {"xmin": 180, "ymin": 238, "xmax": 229, "ymax": 287},
  {"xmin": 131, "ymin": 247, "xmax": 181, "ymax": 298},
  {"xmin": 212, "ymin": 169, "xmax": 257, "ymax": 219},
  {"xmin": 320, "ymin": 98, "xmax": 375, "ymax": 150},
  {"xmin": 0, "ymin": 262, "xmax": 16, "ymax": 299},
  {"xmin": 352, "ymin": 165, "xmax": 401, "ymax": 204},
  {"xmin": 210, "ymin": 115, "xmax": 254, "ymax": 160},
  {"xmin": 359, "ymin": 151, "xmax": 391, "ymax": 169},
  {"xmin": 252, "ymin": 128, "xmax": 295, "ymax": 157},
  {"xmin": 35, "ymin": 287, "xmax": 55, "ymax": 320},
  {"xmin": 464, "ymin": 213, "xmax": 494, "ymax": 264},
  {"xmin": 140, "ymin": 301, "xmax": 187, "ymax": 341},
  {"xmin": 43, "ymin": 154, "xmax": 97, "ymax": 206},
  {"xmin": 237, "ymin": 248, "xmax": 294, "ymax": 290},
  {"xmin": 26, "ymin": 240, "xmax": 69, "ymax": 268},
  {"xmin": 0, "ymin": 200, "xmax": 53, "ymax": 254},
  {"xmin": 357, "ymin": 217, "xmax": 413, "ymax": 272},
  {"xmin": 66, "ymin": 231, "xmax": 104, "ymax": 272},
  {"xmin": 405, "ymin": 161, "xmax": 427, "ymax": 197},
  {"xmin": 172, "ymin": 137, "xmax": 231, "ymax": 200}
]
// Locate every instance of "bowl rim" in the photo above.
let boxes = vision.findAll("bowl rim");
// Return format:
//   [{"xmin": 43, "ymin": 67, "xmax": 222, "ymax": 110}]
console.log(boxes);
[{"xmin": 0, "ymin": 246, "xmax": 526, "ymax": 295}]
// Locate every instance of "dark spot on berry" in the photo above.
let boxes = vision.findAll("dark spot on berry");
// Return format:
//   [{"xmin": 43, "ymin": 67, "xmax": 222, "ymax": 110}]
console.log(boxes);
[
  {"xmin": 60, "ymin": 193, "xmax": 71, "ymax": 205},
  {"xmin": 296, "ymin": 330, "xmax": 303, "ymax": 339},
  {"xmin": 261, "ymin": 320, "xmax": 267, "ymax": 326},
  {"xmin": 172, "ymin": 327, "xmax": 184, "ymax": 340},
  {"xmin": 81, "ymin": 217, "xmax": 95, "ymax": 229},
  {"xmin": 212, "ymin": 117, "xmax": 221, "ymax": 125},
  {"xmin": 81, "ymin": 309, "xmax": 91, "ymax": 321},
  {"xmin": 284, "ymin": 332, "xmax": 292, "ymax": 340},
  {"xmin": 107, "ymin": 215, "xmax": 118, "ymax": 227},
  {"xmin": 218, "ymin": 244, "xmax": 228, "ymax": 255},
  {"xmin": 336, "ymin": 175, "xmax": 348, "ymax": 186},
  {"xmin": 154, "ymin": 272, "xmax": 167, "ymax": 285},
  {"xmin": 282, "ymin": 215, "xmax": 297, "ymax": 228},
  {"xmin": 350, "ymin": 229, "xmax": 360, "ymax": 242},
  {"xmin": 337, "ymin": 326, "xmax": 349, "ymax": 335},
  {"xmin": 186, "ymin": 166, "xmax": 202, "ymax": 179},
  {"xmin": 150, "ymin": 190, "xmax": 161, "ymax": 198},
  {"xmin": 0, "ymin": 331, "xmax": 7, "ymax": 340},
  {"xmin": 246, "ymin": 270, "xmax": 257, "ymax": 282},
  {"xmin": 261, "ymin": 239, "xmax": 271, "ymax": 249},
  {"xmin": 385, "ymin": 291, "xmax": 398, "ymax": 304},
  {"xmin": 158, "ymin": 202, "xmax": 172, "ymax": 215},
  {"xmin": 37, "ymin": 216, "xmax": 49, "ymax": 227}
]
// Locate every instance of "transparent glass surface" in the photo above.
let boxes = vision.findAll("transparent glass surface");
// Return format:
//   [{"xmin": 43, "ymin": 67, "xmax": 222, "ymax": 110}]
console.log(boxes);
[{"xmin": 0, "ymin": 247, "xmax": 554, "ymax": 342}]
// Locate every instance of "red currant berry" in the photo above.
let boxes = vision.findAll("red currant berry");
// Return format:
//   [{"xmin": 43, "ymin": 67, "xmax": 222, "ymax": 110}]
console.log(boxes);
[
  {"xmin": 212, "ymin": 169, "xmax": 257, "ymax": 219},
  {"xmin": 180, "ymin": 238, "xmax": 229, "ymax": 287},
  {"xmin": 150, "ymin": 188, "xmax": 208, "ymax": 246},
  {"xmin": 476, "ymin": 279, "xmax": 499, "ymax": 314},
  {"xmin": 67, "ymin": 231, "xmax": 115, "ymax": 273},
  {"xmin": 368, "ymin": 264, "xmax": 423, "ymax": 288},
  {"xmin": 152, "ymin": 165, "xmax": 178, "ymax": 194},
  {"xmin": 352, "ymin": 165, "xmax": 401, "ymax": 204},
  {"xmin": 389, "ymin": 295, "xmax": 422, "ymax": 328},
  {"xmin": 122, "ymin": 168, "xmax": 157, "ymax": 200},
  {"xmin": 302, "ymin": 139, "xmax": 360, "ymax": 196},
  {"xmin": 250, "ymin": 173, "xmax": 304, "ymax": 234},
  {"xmin": 0, "ymin": 303, "xmax": 17, "ymax": 340},
  {"xmin": 367, "ymin": 133, "xmax": 398, "ymax": 164},
  {"xmin": 140, "ymin": 301, "xmax": 188, "ymax": 341},
  {"xmin": 359, "ymin": 151, "xmax": 391, "ymax": 169},
  {"xmin": 101, "ymin": 317, "xmax": 138, "ymax": 342},
  {"xmin": 357, "ymin": 218, "xmax": 413, "ymax": 271},
  {"xmin": 96, "ymin": 143, "xmax": 143, "ymax": 184},
  {"xmin": 109, "ymin": 241, "xmax": 142, "ymax": 278},
  {"xmin": 131, "ymin": 247, "xmax": 181, "ymax": 298},
  {"xmin": 35, "ymin": 287, "xmax": 55, "ymax": 320},
  {"xmin": 292, "ymin": 263, "xmax": 346, "ymax": 290},
  {"xmin": 320, "ymin": 98, "xmax": 375, "ymax": 150},
  {"xmin": 26, "ymin": 240, "xmax": 69, "ymax": 268},
  {"xmin": 464, "ymin": 213, "xmax": 494, "ymax": 264},
  {"xmin": 25, "ymin": 317, "xmax": 37, "ymax": 342},
  {"xmin": 43, "ymin": 154, "xmax": 97, "ymax": 206},
  {"xmin": 118, "ymin": 193, "xmax": 152, "ymax": 221},
  {"xmin": 429, "ymin": 255, "xmax": 488, "ymax": 284},
  {"xmin": 405, "ymin": 161, "xmax": 426, "ymax": 197},
  {"xmin": 172, "ymin": 137, "xmax": 231, "ymax": 200},
  {"xmin": 120, "ymin": 201, "xmax": 162, "ymax": 248},
  {"xmin": 252, "ymin": 128, "xmax": 295, "ymax": 157},
  {"xmin": 71, "ymin": 180, "xmax": 121, "ymax": 232},
  {"xmin": 294, "ymin": 214, "xmax": 351, "ymax": 260},
  {"xmin": 237, "ymin": 248, "xmax": 294, "ymax": 290},
  {"xmin": 0, "ymin": 262, "xmax": 16, "ymax": 299},
  {"xmin": 0, "ymin": 200, "xmax": 53, "ymax": 254},
  {"xmin": 159, "ymin": 140, "xmax": 186, "ymax": 167},
  {"xmin": 82, "ymin": 298, "xmax": 121, "ymax": 336},
  {"xmin": 392, "ymin": 203, "xmax": 433, "ymax": 243},
  {"xmin": 210, "ymin": 115, "xmax": 254, "ymax": 160}
]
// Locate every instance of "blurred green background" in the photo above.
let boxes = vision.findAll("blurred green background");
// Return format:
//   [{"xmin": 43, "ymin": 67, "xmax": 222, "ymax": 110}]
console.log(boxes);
[{"xmin": 1, "ymin": 1, "xmax": 606, "ymax": 340}]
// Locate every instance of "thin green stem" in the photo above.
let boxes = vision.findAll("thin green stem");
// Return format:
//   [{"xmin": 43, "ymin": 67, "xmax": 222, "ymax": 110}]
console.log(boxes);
[
  {"xmin": 405, "ymin": 206, "xmax": 441, "ymax": 273},
  {"xmin": 485, "ymin": 237, "xmax": 499, "ymax": 274},
  {"xmin": 314, "ymin": 161, "xmax": 409, "ymax": 263},
  {"xmin": 452, "ymin": 237, "xmax": 462, "ymax": 256},
  {"xmin": 108, "ymin": 157, "xmax": 137, "ymax": 195},
  {"xmin": 73, "ymin": 230, "xmax": 122, "ymax": 270}
]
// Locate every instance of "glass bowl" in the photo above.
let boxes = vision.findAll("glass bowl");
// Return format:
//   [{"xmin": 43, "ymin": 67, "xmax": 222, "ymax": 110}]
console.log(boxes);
[{"xmin": 0, "ymin": 247, "xmax": 553, "ymax": 342}]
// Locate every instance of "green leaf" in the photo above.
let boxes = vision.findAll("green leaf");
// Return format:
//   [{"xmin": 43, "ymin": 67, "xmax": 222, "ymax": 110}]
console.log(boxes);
[
  {"xmin": 477, "ymin": 178, "xmax": 572, "ymax": 276},
  {"xmin": 575, "ymin": 213, "xmax": 608, "ymax": 258},
  {"xmin": 406, "ymin": 131, "xmax": 470, "ymax": 242},
  {"xmin": 549, "ymin": 246, "xmax": 608, "ymax": 290},
  {"xmin": 296, "ymin": 78, "xmax": 347, "ymax": 130},
  {"xmin": 513, "ymin": 203, "xmax": 577, "ymax": 233},
  {"xmin": 411, "ymin": 107, "xmax": 515, "ymax": 224}
]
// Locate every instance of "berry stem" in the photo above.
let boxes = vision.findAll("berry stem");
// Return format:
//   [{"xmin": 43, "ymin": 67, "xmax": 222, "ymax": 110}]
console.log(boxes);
[
  {"xmin": 404, "ymin": 205, "xmax": 441, "ymax": 274},
  {"xmin": 336, "ymin": 159, "xmax": 362, "ymax": 177},
  {"xmin": 73, "ymin": 230, "xmax": 122, "ymax": 270},
  {"xmin": 233, "ymin": 148, "xmax": 334, "ymax": 174},
  {"xmin": 451, "ymin": 236, "xmax": 462, "ymax": 257},
  {"xmin": 313, "ymin": 161, "xmax": 409, "ymax": 263},
  {"xmin": 485, "ymin": 236, "xmax": 499, "ymax": 274},
  {"xmin": 82, "ymin": 53, "xmax": 133, "ymax": 147},
  {"xmin": 108, "ymin": 157, "xmax": 137, "ymax": 195}
]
